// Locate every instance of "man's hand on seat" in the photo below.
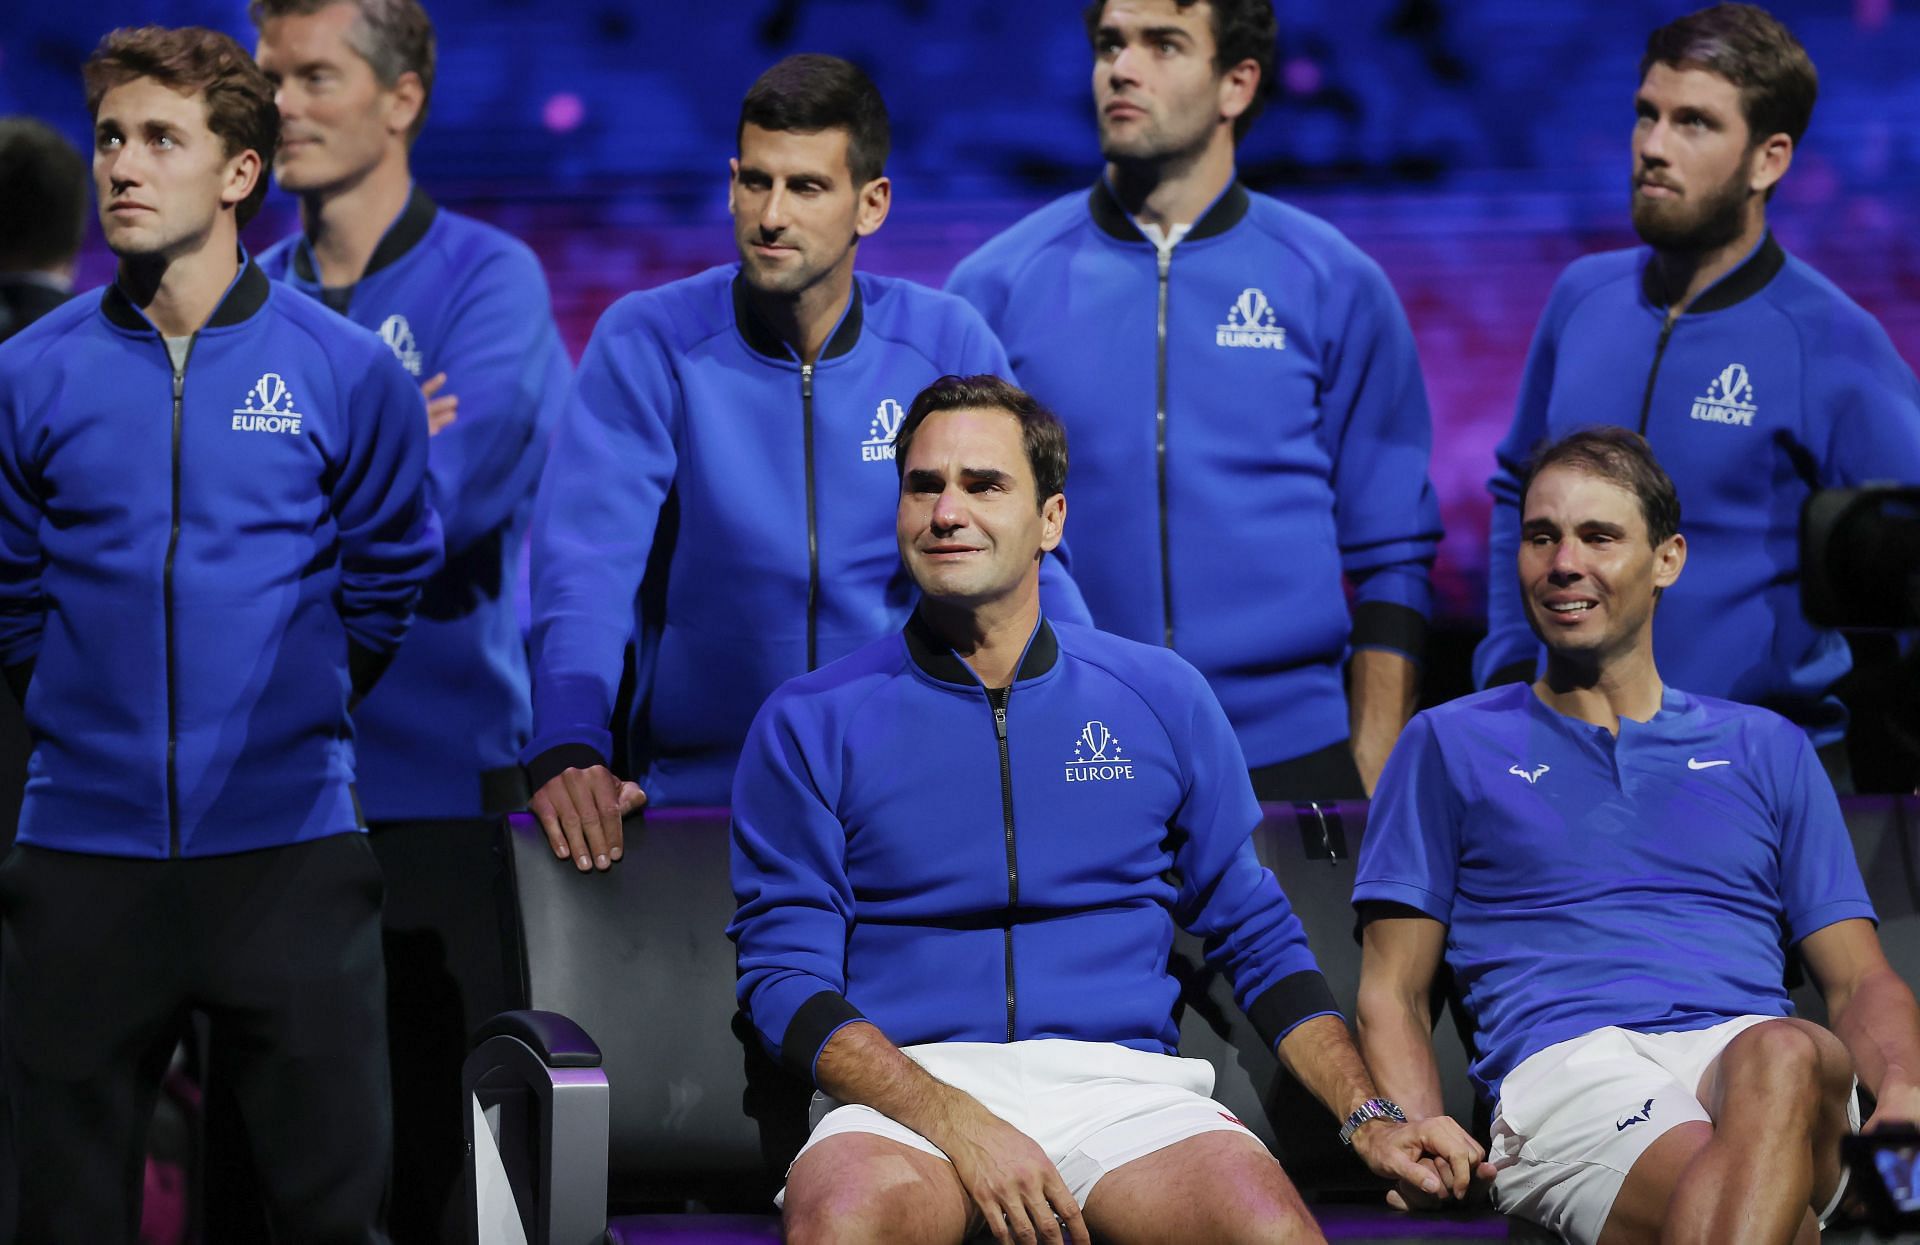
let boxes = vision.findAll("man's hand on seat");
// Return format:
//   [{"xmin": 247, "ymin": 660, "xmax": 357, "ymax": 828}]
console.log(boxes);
[
  {"xmin": 1866, "ymin": 1077, "xmax": 1920, "ymax": 1133},
  {"xmin": 1351, "ymin": 1114, "xmax": 1494, "ymax": 1207},
  {"xmin": 421, "ymin": 371, "xmax": 459, "ymax": 436},
  {"xmin": 934, "ymin": 1094, "xmax": 1090, "ymax": 1245},
  {"xmin": 530, "ymin": 764, "xmax": 642, "ymax": 872}
]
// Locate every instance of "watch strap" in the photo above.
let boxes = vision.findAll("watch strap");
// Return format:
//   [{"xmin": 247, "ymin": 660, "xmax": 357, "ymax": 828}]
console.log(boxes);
[{"xmin": 1339, "ymin": 1096, "xmax": 1407, "ymax": 1145}]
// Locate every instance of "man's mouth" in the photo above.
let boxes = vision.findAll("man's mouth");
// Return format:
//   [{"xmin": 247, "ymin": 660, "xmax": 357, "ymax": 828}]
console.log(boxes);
[{"xmin": 1546, "ymin": 601, "xmax": 1597, "ymax": 614}]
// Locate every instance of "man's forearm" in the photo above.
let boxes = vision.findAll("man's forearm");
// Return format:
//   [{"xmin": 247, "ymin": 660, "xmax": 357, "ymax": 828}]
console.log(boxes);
[
  {"xmin": 813, "ymin": 1018, "xmax": 979, "ymax": 1145},
  {"xmin": 1276, "ymin": 1013, "xmax": 1383, "ymax": 1124},
  {"xmin": 1832, "ymin": 967, "xmax": 1920, "ymax": 1106},
  {"xmin": 1348, "ymin": 648, "xmax": 1418, "ymax": 796},
  {"xmin": 1356, "ymin": 984, "xmax": 1449, "ymax": 1121}
]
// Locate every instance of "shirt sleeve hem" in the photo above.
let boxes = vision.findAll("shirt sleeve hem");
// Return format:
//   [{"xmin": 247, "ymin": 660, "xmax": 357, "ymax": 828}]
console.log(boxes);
[
  {"xmin": 1788, "ymin": 900, "xmax": 1879, "ymax": 944},
  {"xmin": 1350, "ymin": 880, "xmax": 1450, "ymax": 924}
]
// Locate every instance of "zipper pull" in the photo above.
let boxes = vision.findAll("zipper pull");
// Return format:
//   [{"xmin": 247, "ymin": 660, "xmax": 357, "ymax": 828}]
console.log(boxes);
[
  {"xmin": 801, "ymin": 362, "xmax": 813, "ymax": 400},
  {"xmin": 1157, "ymin": 249, "xmax": 1171, "ymax": 278},
  {"xmin": 990, "ymin": 686, "xmax": 1010, "ymax": 741}
]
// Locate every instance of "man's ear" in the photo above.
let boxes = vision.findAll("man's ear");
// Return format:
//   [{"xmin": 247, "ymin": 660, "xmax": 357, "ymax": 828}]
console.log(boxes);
[
  {"xmin": 384, "ymin": 71, "xmax": 426, "ymax": 141},
  {"xmin": 221, "ymin": 147, "xmax": 263, "ymax": 212},
  {"xmin": 1039, "ymin": 492, "xmax": 1066, "ymax": 554},
  {"xmin": 854, "ymin": 175, "xmax": 891, "ymax": 240},
  {"xmin": 1217, "ymin": 57, "xmax": 1261, "ymax": 129},
  {"xmin": 1653, "ymin": 532, "xmax": 1687, "ymax": 590},
  {"xmin": 1749, "ymin": 131, "xmax": 1793, "ymax": 197}
]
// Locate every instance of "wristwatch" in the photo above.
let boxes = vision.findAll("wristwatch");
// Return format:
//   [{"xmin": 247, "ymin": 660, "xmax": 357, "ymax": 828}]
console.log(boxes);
[{"xmin": 1338, "ymin": 1097, "xmax": 1407, "ymax": 1145}]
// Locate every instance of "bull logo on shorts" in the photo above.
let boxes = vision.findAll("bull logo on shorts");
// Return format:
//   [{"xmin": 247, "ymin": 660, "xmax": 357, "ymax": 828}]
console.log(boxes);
[{"xmin": 1615, "ymin": 1099, "xmax": 1655, "ymax": 1131}]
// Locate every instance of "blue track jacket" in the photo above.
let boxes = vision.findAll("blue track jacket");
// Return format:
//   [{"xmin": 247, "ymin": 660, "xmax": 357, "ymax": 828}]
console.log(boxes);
[
  {"xmin": 1474, "ymin": 236, "xmax": 1920, "ymax": 745},
  {"xmin": 262, "ymin": 188, "xmax": 569, "ymax": 818},
  {"xmin": 730, "ymin": 613, "xmax": 1339, "ymax": 1081},
  {"xmin": 526, "ymin": 265, "xmax": 1089, "ymax": 807},
  {"xmin": 0, "ymin": 261, "xmax": 442, "ymax": 857},
  {"xmin": 949, "ymin": 181, "xmax": 1442, "ymax": 770}
]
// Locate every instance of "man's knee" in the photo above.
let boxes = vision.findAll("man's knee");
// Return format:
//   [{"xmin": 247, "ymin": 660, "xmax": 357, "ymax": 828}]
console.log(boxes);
[
  {"xmin": 1720, "ymin": 1020, "xmax": 1839, "ymax": 1119},
  {"xmin": 784, "ymin": 1139, "xmax": 966, "ymax": 1245}
]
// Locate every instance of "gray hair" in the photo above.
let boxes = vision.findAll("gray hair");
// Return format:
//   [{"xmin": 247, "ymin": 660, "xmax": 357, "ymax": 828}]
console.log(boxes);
[{"xmin": 250, "ymin": 0, "xmax": 436, "ymax": 142}]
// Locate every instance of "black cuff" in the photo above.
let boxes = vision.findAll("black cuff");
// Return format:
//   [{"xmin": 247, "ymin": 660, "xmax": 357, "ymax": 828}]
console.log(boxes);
[
  {"xmin": 526, "ymin": 743, "xmax": 610, "ymax": 795},
  {"xmin": 347, "ymin": 642, "xmax": 394, "ymax": 708},
  {"xmin": 1247, "ymin": 970, "xmax": 1343, "ymax": 1053},
  {"xmin": 1349, "ymin": 602, "xmax": 1427, "ymax": 665},
  {"xmin": 1487, "ymin": 658, "xmax": 1536, "ymax": 687},
  {"xmin": 3, "ymin": 657, "xmax": 33, "ymax": 706},
  {"xmin": 782, "ymin": 989, "xmax": 866, "ymax": 1081}
]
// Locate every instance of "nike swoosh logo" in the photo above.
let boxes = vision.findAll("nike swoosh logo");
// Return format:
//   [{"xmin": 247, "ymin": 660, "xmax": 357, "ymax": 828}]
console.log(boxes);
[{"xmin": 1688, "ymin": 758, "xmax": 1731, "ymax": 770}]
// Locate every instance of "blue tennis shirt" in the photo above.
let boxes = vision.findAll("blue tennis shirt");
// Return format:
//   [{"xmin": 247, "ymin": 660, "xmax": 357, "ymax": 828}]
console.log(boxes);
[{"xmin": 1354, "ymin": 682, "xmax": 1873, "ymax": 1101}]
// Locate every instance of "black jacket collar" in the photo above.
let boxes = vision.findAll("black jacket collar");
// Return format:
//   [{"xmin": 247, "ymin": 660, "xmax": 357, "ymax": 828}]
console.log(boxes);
[
  {"xmin": 903, "ymin": 610, "xmax": 1060, "ymax": 687},
  {"xmin": 1640, "ymin": 232, "xmax": 1785, "ymax": 315},
  {"xmin": 732, "ymin": 271, "xmax": 864, "ymax": 362},
  {"xmin": 292, "ymin": 184, "xmax": 438, "ymax": 285},
  {"xmin": 102, "ymin": 258, "xmax": 271, "ymax": 332},
  {"xmin": 1088, "ymin": 177, "xmax": 1251, "ymax": 244}
]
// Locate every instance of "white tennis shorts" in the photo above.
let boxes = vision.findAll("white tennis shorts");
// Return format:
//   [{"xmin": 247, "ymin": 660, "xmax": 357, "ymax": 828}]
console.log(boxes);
[
  {"xmin": 1489, "ymin": 1016, "xmax": 1857, "ymax": 1245},
  {"xmin": 779, "ymin": 1038, "xmax": 1264, "ymax": 1208}
]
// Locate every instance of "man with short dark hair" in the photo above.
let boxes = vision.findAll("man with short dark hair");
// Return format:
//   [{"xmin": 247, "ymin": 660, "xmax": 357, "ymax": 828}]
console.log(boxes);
[
  {"xmin": 526, "ymin": 55, "xmax": 1086, "ymax": 867},
  {"xmin": 1472, "ymin": 4, "xmax": 1920, "ymax": 788},
  {"xmin": 949, "ymin": 0, "xmax": 1441, "ymax": 802},
  {"xmin": 736, "ymin": 373, "xmax": 1481, "ymax": 1245},
  {"xmin": 253, "ymin": 0, "xmax": 570, "ymax": 824},
  {"xmin": 0, "ymin": 117, "xmax": 87, "ymax": 343},
  {"xmin": 1358, "ymin": 428, "xmax": 1920, "ymax": 1244},
  {"xmin": 0, "ymin": 24, "xmax": 439, "ymax": 1241}
]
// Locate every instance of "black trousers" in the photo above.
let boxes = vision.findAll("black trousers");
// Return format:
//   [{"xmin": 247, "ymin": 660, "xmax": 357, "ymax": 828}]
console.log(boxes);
[{"xmin": 0, "ymin": 835, "xmax": 392, "ymax": 1245}]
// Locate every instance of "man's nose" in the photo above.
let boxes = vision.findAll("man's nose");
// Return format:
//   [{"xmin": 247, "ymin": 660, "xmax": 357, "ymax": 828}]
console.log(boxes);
[
  {"xmin": 102, "ymin": 145, "xmax": 143, "ymax": 188},
  {"xmin": 1637, "ymin": 120, "xmax": 1670, "ymax": 165},
  {"xmin": 758, "ymin": 185, "xmax": 790, "ymax": 233},
  {"xmin": 930, "ymin": 486, "xmax": 968, "ymax": 531},
  {"xmin": 1548, "ymin": 543, "xmax": 1585, "ymax": 579}
]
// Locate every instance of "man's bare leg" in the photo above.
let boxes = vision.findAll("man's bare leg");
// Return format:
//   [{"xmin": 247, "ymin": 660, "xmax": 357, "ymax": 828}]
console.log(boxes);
[
  {"xmin": 783, "ymin": 1132, "xmax": 977, "ymax": 1245},
  {"xmin": 1080, "ymin": 1130, "xmax": 1324, "ymax": 1245},
  {"xmin": 1596, "ymin": 1019, "xmax": 1853, "ymax": 1245}
]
